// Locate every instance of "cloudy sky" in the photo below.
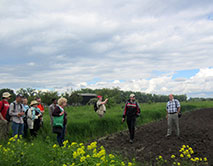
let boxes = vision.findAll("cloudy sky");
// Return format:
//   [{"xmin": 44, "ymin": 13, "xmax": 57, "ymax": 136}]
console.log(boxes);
[{"xmin": 0, "ymin": 0, "xmax": 213, "ymax": 97}]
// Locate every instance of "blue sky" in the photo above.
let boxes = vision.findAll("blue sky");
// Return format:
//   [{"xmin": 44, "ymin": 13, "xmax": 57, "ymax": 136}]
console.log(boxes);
[
  {"xmin": 172, "ymin": 69, "xmax": 200, "ymax": 80},
  {"xmin": 0, "ymin": 0, "xmax": 213, "ymax": 97}
]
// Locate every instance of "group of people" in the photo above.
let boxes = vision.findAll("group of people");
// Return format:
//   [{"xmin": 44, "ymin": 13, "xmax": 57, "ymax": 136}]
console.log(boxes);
[
  {"xmin": 0, "ymin": 91, "xmax": 181, "ymax": 146},
  {"xmin": 0, "ymin": 92, "xmax": 44, "ymax": 139}
]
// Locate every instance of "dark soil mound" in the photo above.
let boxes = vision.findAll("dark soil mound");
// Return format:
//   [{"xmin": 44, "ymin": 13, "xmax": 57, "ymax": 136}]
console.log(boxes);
[{"xmin": 97, "ymin": 108, "xmax": 213, "ymax": 165}]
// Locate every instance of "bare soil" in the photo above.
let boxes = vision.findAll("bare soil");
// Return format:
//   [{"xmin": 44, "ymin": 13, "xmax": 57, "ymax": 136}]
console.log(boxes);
[{"xmin": 97, "ymin": 108, "xmax": 213, "ymax": 165}]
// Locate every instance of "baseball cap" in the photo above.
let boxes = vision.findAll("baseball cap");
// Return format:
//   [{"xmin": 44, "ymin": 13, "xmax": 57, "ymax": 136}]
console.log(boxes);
[{"xmin": 16, "ymin": 93, "xmax": 23, "ymax": 98}]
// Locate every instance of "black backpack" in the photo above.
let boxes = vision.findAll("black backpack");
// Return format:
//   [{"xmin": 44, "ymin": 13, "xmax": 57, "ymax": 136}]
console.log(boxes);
[{"xmin": 94, "ymin": 102, "xmax": 98, "ymax": 112}]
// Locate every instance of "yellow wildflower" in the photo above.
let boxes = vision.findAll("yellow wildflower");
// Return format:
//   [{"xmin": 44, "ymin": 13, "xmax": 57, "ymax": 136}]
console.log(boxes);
[
  {"xmin": 171, "ymin": 155, "xmax": 175, "ymax": 159},
  {"xmin": 121, "ymin": 162, "xmax": 125, "ymax": 166},
  {"xmin": 86, "ymin": 155, "xmax": 90, "ymax": 158},
  {"xmin": 80, "ymin": 156, "xmax": 86, "ymax": 162},
  {"xmin": 53, "ymin": 144, "xmax": 57, "ymax": 148},
  {"xmin": 177, "ymin": 162, "xmax": 180, "ymax": 166},
  {"xmin": 101, "ymin": 156, "xmax": 105, "ymax": 161},
  {"xmin": 71, "ymin": 142, "xmax": 77, "ymax": 146},
  {"xmin": 180, "ymin": 154, "xmax": 184, "ymax": 158},
  {"xmin": 204, "ymin": 157, "xmax": 207, "ymax": 161},
  {"xmin": 93, "ymin": 149, "xmax": 97, "ymax": 154},
  {"xmin": 90, "ymin": 141, "xmax": 97, "ymax": 149},
  {"xmin": 187, "ymin": 154, "xmax": 191, "ymax": 158},
  {"xmin": 73, "ymin": 151, "xmax": 77, "ymax": 159},
  {"xmin": 109, "ymin": 154, "xmax": 115, "ymax": 159},
  {"xmin": 159, "ymin": 155, "xmax": 163, "ymax": 159},
  {"xmin": 128, "ymin": 162, "xmax": 132, "ymax": 166}
]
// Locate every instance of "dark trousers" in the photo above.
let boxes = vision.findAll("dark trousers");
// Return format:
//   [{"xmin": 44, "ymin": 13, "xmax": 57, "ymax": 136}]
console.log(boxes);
[
  {"xmin": 23, "ymin": 118, "xmax": 28, "ymax": 138},
  {"xmin": 57, "ymin": 126, "xmax": 66, "ymax": 146},
  {"xmin": 30, "ymin": 129, "xmax": 37, "ymax": 137},
  {"xmin": 34, "ymin": 119, "xmax": 41, "ymax": 132},
  {"xmin": 127, "ymin": 116, "xmax": 136, "ymax": 140}
]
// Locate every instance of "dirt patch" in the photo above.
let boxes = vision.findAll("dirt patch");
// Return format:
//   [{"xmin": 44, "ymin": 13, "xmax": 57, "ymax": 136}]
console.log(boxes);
[{"xmin": 97, "ymin": 108, "xmax": 213, "ymax": 165}]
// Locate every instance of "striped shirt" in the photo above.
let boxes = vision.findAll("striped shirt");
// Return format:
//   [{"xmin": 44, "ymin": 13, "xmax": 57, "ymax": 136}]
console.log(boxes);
[{"xmin": 166, "ymin": 99, "xmax": 180, "ymax": 114}]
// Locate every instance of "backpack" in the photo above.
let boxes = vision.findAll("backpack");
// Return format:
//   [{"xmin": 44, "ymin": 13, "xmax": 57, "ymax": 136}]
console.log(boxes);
[
  {"xmin": 94, "ymin": 102, "xmax": 99, "ymax": 112},
  {"xmin": 23, "ymin": 108, "xmax": 29, "ymax": 121},
  {"xmin": 6, "ymin": 102, "xmax": 23, "ymax": 122}
]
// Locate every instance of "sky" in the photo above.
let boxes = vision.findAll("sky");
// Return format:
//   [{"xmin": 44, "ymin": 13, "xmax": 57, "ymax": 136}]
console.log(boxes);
[{"xmin": 0, "ymin": 0, "xmax": 213, "ymax": 97}]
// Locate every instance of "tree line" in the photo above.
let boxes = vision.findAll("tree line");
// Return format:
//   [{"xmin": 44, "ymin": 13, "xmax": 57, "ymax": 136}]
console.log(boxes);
[{"xmin": 0, "ymin": 88, "xmax": 192, "ymax": 106}]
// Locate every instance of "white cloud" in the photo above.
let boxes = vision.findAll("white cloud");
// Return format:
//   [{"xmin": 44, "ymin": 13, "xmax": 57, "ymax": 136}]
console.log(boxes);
[{"xmin": 0, "ymin": 0, "xmax": 213, "ymax": 97}]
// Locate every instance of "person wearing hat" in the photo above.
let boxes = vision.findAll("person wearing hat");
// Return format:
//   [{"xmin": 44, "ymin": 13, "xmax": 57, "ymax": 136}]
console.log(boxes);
[
  {"xmin": 96, "ymin": 96, "xmax": 108, "ymax": 118},
  {"xmin": 9, "ymin": 93, "xmax": 25, "ymax": 137},
  {"xmin": 0, "ymin": 92, "xmax": 11, "ymax": 140},
  {"xmin": 122, "ymin": 94, "xmax": 141, "ymax": 143},
  {"xmin": 27, "ymin": 100, "xmax": 42, "ymax": 137}
]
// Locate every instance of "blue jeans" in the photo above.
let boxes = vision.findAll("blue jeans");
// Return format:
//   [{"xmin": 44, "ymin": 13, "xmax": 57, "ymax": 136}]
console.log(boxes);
[
  {"xmin": 57, "ymin": 126, "xmax": 66, "ymax": 146},
  {"xmin": 12, "ymin": 122, "xmax": 24, "ymax": 137}
]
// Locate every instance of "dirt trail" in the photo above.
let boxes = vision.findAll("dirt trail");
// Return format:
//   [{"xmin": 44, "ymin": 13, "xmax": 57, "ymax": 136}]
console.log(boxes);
[{"xmin": 97, "ymin": 108, "xmax": 213, "ymax": 165}]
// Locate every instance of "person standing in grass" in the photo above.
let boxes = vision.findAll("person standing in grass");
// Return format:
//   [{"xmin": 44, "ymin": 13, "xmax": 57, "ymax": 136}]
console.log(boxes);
[
  {"xmin": 9, "ymin": 94, "xmax": 25, "ymax": 137},
  {"xmin": 0, "ymin": 92, "xmax": 11, "ymax": 140},
  {"xmin": 36, "ymin": 97, "xmax": 44, "ymax": 127},
  {"xmin": 27, "ymin": 100, "xmax": 42, "ymax": 137},
  {"xmin": 22, "ymin": 97, "xmax": 29, "ymax": 138},
  {"xmin": 52, "ymin": 97, "xmax": 67, "ymax": 146},
  {"xmin": 122, "ymin": 94, "xmax": 141, "ymax": 144},
  {"xmin": 49, "ymin": 98, "xmax": 57, "ymax": 127},
  {"xmin": 96, "ymin": 96, "xmax": 108, "ymax": 118},
  {"xmin": 166, "ymin": 94, "xmax": 181, "ymax": 137}
]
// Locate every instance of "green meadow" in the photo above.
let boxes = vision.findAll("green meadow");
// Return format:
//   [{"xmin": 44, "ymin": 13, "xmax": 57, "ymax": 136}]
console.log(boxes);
[{"xmin": 0, "ymin": 101, "xmax": 212, "ymax": 166}]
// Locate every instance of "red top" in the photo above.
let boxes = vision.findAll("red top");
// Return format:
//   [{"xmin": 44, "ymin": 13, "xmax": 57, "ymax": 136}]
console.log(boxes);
[
  {"xmin": 37, "ymin": 104, "xmax": 45, "ymax": 113},
  {"xmin": 0, "ymin": 99, "xmax": 10, "ymax": 120}
]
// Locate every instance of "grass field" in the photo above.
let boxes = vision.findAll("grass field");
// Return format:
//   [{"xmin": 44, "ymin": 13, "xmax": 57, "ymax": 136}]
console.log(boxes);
[{"xmin": 0, "ymin": 101, "xmax": 212, "ymax": 166}]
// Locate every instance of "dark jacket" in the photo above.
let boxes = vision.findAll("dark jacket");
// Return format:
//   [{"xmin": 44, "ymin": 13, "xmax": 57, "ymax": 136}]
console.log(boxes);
[
  {"xmin": 123, "ymin": 100, "xmax": 140, "ymax": 118},
  {"xmin": 52, "ymin": 106, "xmax": 67, "ymax": 126}
]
